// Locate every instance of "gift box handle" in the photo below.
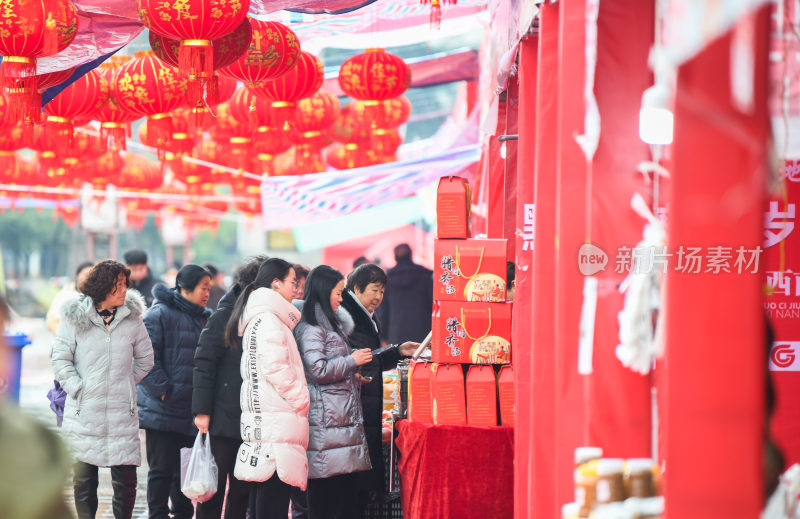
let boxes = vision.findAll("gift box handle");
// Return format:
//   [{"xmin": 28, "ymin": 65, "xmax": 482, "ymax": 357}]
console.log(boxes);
[
  {"xmin": 460, "ymin": 307, "xmax": 492, "ymax": 341},
  {"xmin": 455, "ymin": 246, "xmax": 485, "ymax": 280}
]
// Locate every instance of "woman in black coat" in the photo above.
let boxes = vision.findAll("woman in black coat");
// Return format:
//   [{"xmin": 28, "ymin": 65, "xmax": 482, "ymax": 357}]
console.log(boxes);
[
  {"xmin": 339, "ymin": 264, "xmax": 418, "ymax": 512},
  {"xmin": 192, "ymin": 256, "xmax": 268, "ymax": 519},
  {"xmin": 138, "ymin": 265, "xmax": 212, "ymax": 519}
]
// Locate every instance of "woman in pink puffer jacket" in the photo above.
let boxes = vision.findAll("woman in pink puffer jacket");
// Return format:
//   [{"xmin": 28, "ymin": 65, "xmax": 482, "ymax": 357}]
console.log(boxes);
[{"xmin": 224, "ymin": 258, "xmax": 310, "ymax": 519}]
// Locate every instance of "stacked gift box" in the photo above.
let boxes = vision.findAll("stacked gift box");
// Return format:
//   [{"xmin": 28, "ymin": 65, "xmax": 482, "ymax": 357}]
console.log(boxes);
[{"xmin": 407, "ymin": 176, "xmax": 515, "ymax": 428}]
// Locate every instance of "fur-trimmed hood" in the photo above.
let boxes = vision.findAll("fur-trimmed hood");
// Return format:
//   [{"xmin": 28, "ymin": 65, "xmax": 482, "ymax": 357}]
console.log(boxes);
[
  {"xmin": 61, "ymin": 290, "xmax": 147, "ymax": 333},
  {"xmin": 152, "ymin": 283, "xmax": 211, "ymax": 319},
  {"xmin": 293, "ymin": 299, "xmax": 355, "ymax": 337}
]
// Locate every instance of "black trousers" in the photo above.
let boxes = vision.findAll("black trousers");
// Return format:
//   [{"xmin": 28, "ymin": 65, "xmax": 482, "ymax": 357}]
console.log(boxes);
[
  {"xmin": 306, "ymin": 473, "xmax": 359, "ymax": 519},
  {"xmin": 253, "ymin": 474, "xmax": 296, "ymax": 519},
  {"xmin": 290, "ymin": 485, "xmax": 308, "ymax": 519},
  {"xmin": 145, "ymin": 429, "xmax": 195, "ymax": 519},
  {"xmin": 73, "ymin": 461, "xmax": 137, "ymax": 519},
  {"xmin": 195, "ymin": 435, "xmax": 252, "ymax": 519}
]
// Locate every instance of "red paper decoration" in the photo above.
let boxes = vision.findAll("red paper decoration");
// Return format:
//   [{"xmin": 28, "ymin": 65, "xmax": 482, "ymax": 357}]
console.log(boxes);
[
  {"xmin": 219, "ymin": 19, "xmax": 301, "ymax": 85},
  {"xmin": 43, "ymin": 69, "xmax": 110, "ymax": 156},
  {"xmin": 113, "ymin": 51, "xmax": 186, "ymax": 155},
  {"xmin": 352, "ymin": 95, "xmax": 411, "ymax": 129},
  {"xmin": 338, "ymin": 49, "xmax": 411, "ymax": 101},
  {"xmin": 249, "ymin": 51, "xmax": 324, "ymax": 131},
  {"xmin": 137, "ymin": 0, "xmax": 250, "ymax": 104},
  {"xmin": 0, "ymin": 0, "xmax": 79, "ymax": 123},
  {"xmin": 228, "ymin": 86, "xmax": 274, "ymax": 129},
  {"xmin": 94, "ymin": 58, "xmax": 142, "ymax": 152}
]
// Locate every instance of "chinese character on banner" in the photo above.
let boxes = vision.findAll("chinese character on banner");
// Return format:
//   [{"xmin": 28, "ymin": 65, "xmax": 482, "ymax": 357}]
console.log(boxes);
[
  {"xmin": 764, "ymin": 201, "xmax": 796, "ymax": 249},
  {"xmin": 521, "ymin": 203, "xmax": 535, "ymax": 251}
]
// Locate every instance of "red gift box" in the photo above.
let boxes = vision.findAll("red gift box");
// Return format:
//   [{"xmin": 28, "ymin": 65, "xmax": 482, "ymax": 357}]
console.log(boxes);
[
  {"xmin": 466, "ymin": 365, "xmax": 498, "ymax": 427},
  {"xmin": 432, "ymin": 363, "xmax": 467, "ymax": 426},
  {"xmin": 432, "ymin": 301, "xmax": 512, "ymax": 364},
  {"xmin": 436, "ymin": 176, "xmax": 471, "ymax": 239},
  {"xmin": 497, "ymin": 365, "xmax": 514, "ymax": 427},
  {"xmin": 408, "ymin": 360, "xmax": 433, "ymax": 423},
  {"xmin": 434, "ymin": 238, "xmax": 507, "ymax": 302}
]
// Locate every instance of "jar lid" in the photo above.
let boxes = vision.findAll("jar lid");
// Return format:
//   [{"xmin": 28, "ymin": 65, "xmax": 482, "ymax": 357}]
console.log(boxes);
[
  {"xmin": 625, "ymin": 458, "xmax": 655, "ymax": 474},
  {"xmin": 639, "ymin": 496, "xmax": 664, "ymax": 515},
  {"xmin": 596, "ymin": 458, "xmax": 625, "ymax": 475},
  {"xmin": 575, "ymin": 446, "xmax": 604, "ymax": 465},
  {"xmin": 561, "ymin": 502, "xmax": 579, "ymax": 518},
  {"xmin": 589, "ymin": 502, "xmax": 631, "ymax": 519}
]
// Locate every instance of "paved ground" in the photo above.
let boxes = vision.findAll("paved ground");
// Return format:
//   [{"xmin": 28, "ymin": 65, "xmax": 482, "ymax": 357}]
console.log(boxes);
[{"xmin": 15, "ymin": 316, "xmax": 152, "ymax": 519}]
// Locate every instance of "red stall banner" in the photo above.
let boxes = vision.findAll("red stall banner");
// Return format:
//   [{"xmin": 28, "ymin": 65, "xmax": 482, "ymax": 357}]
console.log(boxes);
[
  {"xmin": 765, "ymin": 160, "xmax": 800, "ymax": 465},
  {"xmin": 431, "ymin": 301, "xmax": 512, "ymax": 364},
  {"xmin": 433, "ymin": 238, "xmax": 508, "ymax": 302}
]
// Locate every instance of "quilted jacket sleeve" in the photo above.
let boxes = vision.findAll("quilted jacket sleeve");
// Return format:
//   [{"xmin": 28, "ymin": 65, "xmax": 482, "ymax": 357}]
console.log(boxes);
[
  {"xmin": 131, "ymin": 319, "xmax": 154, "ymax": 384},
  {"xmin": 51, "ymin": 320, "xmax": 84, "ymax": 398},
  {"xmin": 192, "ymin": 309, "xmax": 228, "ymax": 415},
  {"xmin": 139, "ymin": 306, "xmax": 170, "ymax": 398},
  {"xmin": 258, "ymin": 315, "xmax": 309, "ymax": 414},
  {"xmin": 298, "ymin": 324, "xmax": 357, "ymax": 385}
]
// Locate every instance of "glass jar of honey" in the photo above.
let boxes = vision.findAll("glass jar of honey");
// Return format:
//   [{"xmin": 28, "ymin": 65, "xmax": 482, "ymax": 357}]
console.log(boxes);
[
  {"xmin": 595, "ymin": 458, "xmax": 625, "ymax": 504},
  {"xmin": 625, "ymin": 459, "xmax": 656, "ymax": 498}
]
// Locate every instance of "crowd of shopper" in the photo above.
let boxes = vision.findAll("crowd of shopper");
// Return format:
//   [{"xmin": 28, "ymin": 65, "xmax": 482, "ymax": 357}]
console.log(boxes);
[{"xmin": 44, "ymin": 245, "xmax": 423, "ymax": 519}]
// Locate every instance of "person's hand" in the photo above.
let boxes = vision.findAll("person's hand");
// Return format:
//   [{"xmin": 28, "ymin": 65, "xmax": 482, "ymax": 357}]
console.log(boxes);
[
  {"xmin": 352, "ymin": 348, "xmax": 373, "ymax": 366},
  {"xmin": 355, "ymin": 373, "xmax": 373, "ymax": 385},
  {"xmin": 398, "ymin": 341, "xmax": 420, "ymax": 357},
  {"xmin": 194, "ymin": 414, "xmax": 210, "ymax": 434},
  {"xmin": 160, "ymin": 394, "xmax": 166, "ymax": 401}
]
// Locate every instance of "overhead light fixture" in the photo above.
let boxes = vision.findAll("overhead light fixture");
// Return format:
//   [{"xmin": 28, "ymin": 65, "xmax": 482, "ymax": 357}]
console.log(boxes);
[{"xmin": 639, "ymin": 82, "xmax": 673, "ymax": 146}]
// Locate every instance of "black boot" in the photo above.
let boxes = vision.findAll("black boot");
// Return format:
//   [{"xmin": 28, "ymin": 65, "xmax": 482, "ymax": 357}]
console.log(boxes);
[
  {"xmin": 111, "ymin": 465, "xmax": 138, "ymax": 519},
  {"xmin": 73, "ymin": 462, "xmax": 99, "ymax": 519}
]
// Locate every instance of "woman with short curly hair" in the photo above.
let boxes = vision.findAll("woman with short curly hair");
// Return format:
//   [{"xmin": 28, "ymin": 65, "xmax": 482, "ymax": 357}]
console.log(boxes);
[{"xmin": 52, "ymin": 259, "xmax": 154, "ymax": 519}]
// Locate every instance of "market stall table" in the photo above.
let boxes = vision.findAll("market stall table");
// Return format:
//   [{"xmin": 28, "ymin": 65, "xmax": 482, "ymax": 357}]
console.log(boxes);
[{"xmin": 395, "ymin": 420, "xmax": 514, "ymax": 519}]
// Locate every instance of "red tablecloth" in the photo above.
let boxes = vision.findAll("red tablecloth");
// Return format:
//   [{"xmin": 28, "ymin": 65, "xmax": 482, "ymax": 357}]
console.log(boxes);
[{"xmin": 395, "ymin": 420, "xmax": 514, "ymax": 519}]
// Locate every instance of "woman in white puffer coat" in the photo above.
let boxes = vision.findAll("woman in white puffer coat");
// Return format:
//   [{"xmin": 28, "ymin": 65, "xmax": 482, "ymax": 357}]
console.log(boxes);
[{"xmin": 225, "ymin": 258, "xmax": 310, "ymax": 519}]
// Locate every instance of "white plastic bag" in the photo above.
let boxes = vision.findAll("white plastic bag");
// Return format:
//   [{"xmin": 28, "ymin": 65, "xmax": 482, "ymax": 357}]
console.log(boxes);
[{"xmin": 180, "ymin": 432, "xmax": 218, "ymax": 503}]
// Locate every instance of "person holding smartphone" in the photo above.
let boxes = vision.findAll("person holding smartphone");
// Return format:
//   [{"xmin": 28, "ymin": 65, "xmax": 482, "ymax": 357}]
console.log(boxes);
[
  {"xmin": 294, "ymin": 265, "xmax": 374, "ymax": 519},
  {"xmin": 340, "ymin": 264, "xmax": 418, "ymax": 514}
]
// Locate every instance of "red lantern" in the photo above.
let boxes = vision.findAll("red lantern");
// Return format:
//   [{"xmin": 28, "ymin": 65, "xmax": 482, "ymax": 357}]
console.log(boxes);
[
  {"xmin": 149, "ymin": 19, "xmax": 251, "ymax": 71},
  {"xmin": 249, "ymin": 51, "xmax": 324, "ymax": 131},
  {"xmin": 326, "ymin": 142, "xmax": 371, "ymax": 170},
  {"xmin": 338, "ymin": 49, "xmax": 411, "ymax": 101},
  {"xmin": 331, "ymin": 105, "xmax": 372, "ymax": 145},
  {"xmin": 219, "ymin": 19, "xmax": 301, "ymax": 86},
  {"xmin": 113, "ymin": 51, "xmax": 186, "ymax": 156},
  {"xmin": 228, "ymin": 86, "xmax": 274, "ymax": 129},
  {"xmin": 420, "ymin": 0, "xmax": 455, "ymax": 28},
  {"xmin": 137, "ymin": 0, "xmax": 250, "ymax": 104},
  {"xmin": 352, "ymin": 95, "xmax": 411, "ymax": 129},
  {"xmin": 371, "ymin": 128, "xmax": 402, "ymax": 156},
  {"xmin": 296, "ymin": 92, "xmax": 341, "ymax": 133},
  {"xmin": 43, "ymin": 69, "xmax": 110, "ymax": 156},
  {"xmin": 119, "ymin": 153, "xmax": 163, "ymax": 190},
  {"xmin": 94, "ymin": 59, "xmax": 142, "ymax": 152},
  {"xmin": 0, "ymin": 0, "xmax": 79, "ymax": 123}
]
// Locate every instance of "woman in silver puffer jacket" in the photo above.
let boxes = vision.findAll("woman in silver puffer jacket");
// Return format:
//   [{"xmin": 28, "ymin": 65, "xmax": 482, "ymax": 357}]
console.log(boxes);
[
  {"xmin": 52, "ymin": 260, "xmax": 154, "ymax": 519},
  {"xmin": 294, "ymin": 265, "xmax": 373, "ymax": 519}
]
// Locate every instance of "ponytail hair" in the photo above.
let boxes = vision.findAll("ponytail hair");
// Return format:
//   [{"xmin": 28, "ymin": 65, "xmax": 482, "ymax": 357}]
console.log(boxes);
[{"xmin": 224, "ymin": 258, "xmax": 293, "ymax": 350}]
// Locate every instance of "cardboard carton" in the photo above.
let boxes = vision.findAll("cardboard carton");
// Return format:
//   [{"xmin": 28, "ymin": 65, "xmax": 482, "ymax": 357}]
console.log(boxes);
[
  {"xmin": 431, "ymin": 363, "xmax": 467, "ymax": 425},
  {"xmin": 432, "ymin": 301, "xmax": 512, "ymax": 364},
  {"xmin": 408, "ymin": 361, "xmax": 433, "ymax": 423},
  {"xmin": 466, "ymin": 365, "xmax": 498, "ymax": 426},
  {"xmin": 434, "ymin": 238, "xmax": 507, "ymax": 302},
  {"xmin": 436, "ymin": 176, "xmax": 471, "ymax": 239},
  {"xmin": 497, "ymin": 365, "xmax": 514, "ymax": 427}
]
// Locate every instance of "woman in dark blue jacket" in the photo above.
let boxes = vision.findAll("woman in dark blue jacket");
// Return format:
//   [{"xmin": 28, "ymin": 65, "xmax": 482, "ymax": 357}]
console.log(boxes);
[{"xmin": 138, "ymin": 264, "xmax": 212, "ymax": 519}]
